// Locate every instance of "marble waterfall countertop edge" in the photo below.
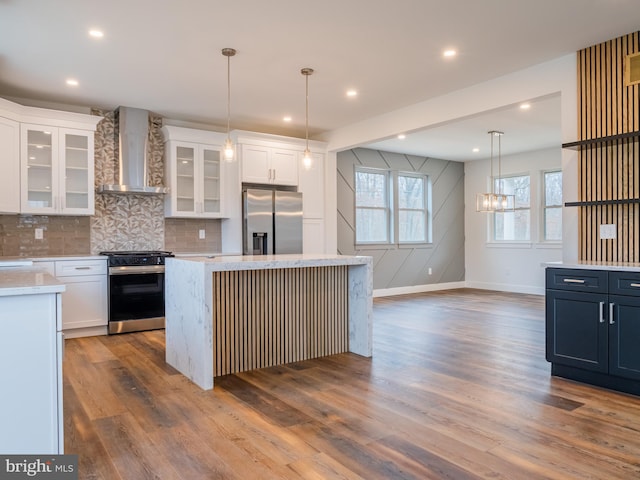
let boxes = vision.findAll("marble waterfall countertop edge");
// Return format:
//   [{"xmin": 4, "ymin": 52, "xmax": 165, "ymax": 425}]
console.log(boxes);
[
  {"xmin": 543, "ymin": 261, "xmax": 640, "ymax": 272},
  {"xmin": 166, "ymin": 254, "xmax": 373, "ymax": 271},
  {"xmin": 0, "ymin": 267, "xmax": 65, "ymax": 297}
]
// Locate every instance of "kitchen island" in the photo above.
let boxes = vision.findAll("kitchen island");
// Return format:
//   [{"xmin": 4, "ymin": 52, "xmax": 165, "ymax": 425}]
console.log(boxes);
[
  {"xmin": 165, "ymin": 254, "xmax": 373, "ymax": 390},
  {"xmin": 0, "ymin": 264, "xmax": 66, "ymax": 454}
]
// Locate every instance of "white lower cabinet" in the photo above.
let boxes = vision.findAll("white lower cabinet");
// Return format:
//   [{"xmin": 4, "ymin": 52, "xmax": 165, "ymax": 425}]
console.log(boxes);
[
  {"xmin": 35, "ymin": 259, "xmax": 108, "ymax": 334},
  {"xmin": 0, "ymin": 292, "xmax": 63, "ymax": 454}
]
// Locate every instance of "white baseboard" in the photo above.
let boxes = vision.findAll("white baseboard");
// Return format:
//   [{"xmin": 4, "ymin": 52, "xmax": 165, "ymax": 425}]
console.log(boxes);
[
  {"xmin": 374, "ymin": 281, "xmax": 544, "ymax": 297},
  {"xmin": 373, "ymin": 281, "xmax": 466, "ymax": 298},
  {"xmin": 63, "ymin": 325, "xmax": 108, "ymax": 339},
  {"xmin": 464, "ymin": 281, "xmax": 544, "ymax": 296}
]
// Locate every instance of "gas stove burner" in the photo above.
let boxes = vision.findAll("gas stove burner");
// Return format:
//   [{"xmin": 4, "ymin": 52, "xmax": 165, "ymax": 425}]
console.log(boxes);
[{"xmin": 100, "ymin": 250, "xmax": 173, "ymax": 256}]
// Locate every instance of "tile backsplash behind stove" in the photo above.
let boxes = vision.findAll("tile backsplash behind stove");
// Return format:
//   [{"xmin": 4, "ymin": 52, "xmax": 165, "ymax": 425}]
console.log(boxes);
[{"xmin": 0, "ymin": 108, "xmax": 221, "ymax": 257}]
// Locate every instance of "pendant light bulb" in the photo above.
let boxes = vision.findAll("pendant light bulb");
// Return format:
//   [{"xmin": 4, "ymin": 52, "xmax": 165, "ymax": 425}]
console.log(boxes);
[
  {"xmin": 224, "ymin": 137, "xmax": 234, "ymax": 161},
  {"xmin": 301, "ymin": 67, "xmax": 314, "ymax": 170},
  {"xmin": 222, "ymin": 48, "xmax": 236, "ymax": 163},
  {"xmin": 302, "ymin": 148, "xmax": 312, "ymax": 170}
]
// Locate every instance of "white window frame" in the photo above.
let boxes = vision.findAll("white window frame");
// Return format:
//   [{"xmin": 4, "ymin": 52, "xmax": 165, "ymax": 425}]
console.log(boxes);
[
  {"xmin": 355, "ymin": 167, "xmax": 391, "ymax": 244},
  {"xmin": 355, "ymin": 167, "xmax": 430, "ymax": 246},
  {"xmin": 395, "ymin": 172, "xmax": 429, "ymax": 244},
  {"xmin": 542, "ymin": 169, "xmax": 563, "ymax": 242},
  {"xmin": 492, "ymin": 173, "xmax": 531, "ymax": 242}
]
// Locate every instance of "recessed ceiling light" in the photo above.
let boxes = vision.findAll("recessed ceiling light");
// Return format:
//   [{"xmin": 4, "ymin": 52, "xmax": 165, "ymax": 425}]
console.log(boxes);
[
  {"xmin": 66, "ymin": 78, "xmax": 79, "ymax": 87},
  {"xmin": 520, "ymin": 103, "xmax": 531, "ymax": 110},
  {"xmin": 283, "ymin": 116, "xmax": 292, "ymax": 122},
  {"xmin": 472, "ymin": 147, "xmax": 480, "ymax": 153},
  {"xmin": 443, "ymin": 49, "xmax": 457, "ymax": 58},
  {"xmin": 89, "ymin": 29, "xmax": 104, "ymax": 38},
  {"xmin": 397, "ymin": 134, "xmax": 406, "ymax": 140},
  {"xmin": 346, "ymin": 89, "xmax": 358, "ymax": 97}
]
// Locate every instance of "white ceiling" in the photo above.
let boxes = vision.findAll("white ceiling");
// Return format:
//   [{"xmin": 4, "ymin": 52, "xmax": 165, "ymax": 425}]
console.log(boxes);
[{"xmin": 1, "ymin": 1, "xmax": 639, "ymax": 160}]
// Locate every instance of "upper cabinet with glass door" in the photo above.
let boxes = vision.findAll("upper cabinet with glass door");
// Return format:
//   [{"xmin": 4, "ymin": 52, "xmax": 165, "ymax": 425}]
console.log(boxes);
[
  {"xmin": 21, "ymin": 124, "xmax": 95, "ymax": 215},
  {"xmin": 162, "ymin": 126, "xmax": 227, "ymax": 218}
]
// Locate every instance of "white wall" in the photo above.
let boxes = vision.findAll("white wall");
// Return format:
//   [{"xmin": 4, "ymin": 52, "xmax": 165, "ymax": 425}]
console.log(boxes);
[
  {"xmin": 464, "ymin": 147, "xmax": 563, "ymax": 295},
  {"xmin": 323, "ymin": 54, "xmax": 578, "ymax": 291}
]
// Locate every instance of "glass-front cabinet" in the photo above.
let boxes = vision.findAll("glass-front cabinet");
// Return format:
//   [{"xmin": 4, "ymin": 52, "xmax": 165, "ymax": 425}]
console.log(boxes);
[
  {"xmin": 21, "ymin": 124, "xmax": 94, "ymax": 215},
  {"xmin": 163, "ymin": 126, "xmax": 226, "ymax": 218}
]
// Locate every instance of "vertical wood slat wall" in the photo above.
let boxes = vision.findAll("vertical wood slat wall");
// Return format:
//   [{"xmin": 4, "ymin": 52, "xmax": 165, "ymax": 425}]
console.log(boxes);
[
  {"xmin": 211, "ymin": 266, "xmax": 349, "ymax": 377},
  {"xmin": 578, "ymin": 31, "xmax": 640, "ymax": 262}
]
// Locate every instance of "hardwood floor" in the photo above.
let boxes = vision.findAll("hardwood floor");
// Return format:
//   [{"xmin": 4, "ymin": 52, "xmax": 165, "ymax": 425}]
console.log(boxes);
[{"xmin": 64, "ymin": 289, "xmax": 640, "ymax": 479}]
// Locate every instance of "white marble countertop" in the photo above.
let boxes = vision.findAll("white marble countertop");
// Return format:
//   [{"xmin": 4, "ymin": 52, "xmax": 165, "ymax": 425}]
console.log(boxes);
[
  {"xmin": 0, "ymin": 254, "xmax": 106, "ymax": 262},
  {"xmin": 167, "ymin": 253, "xmax": 372, "ymax": 272},
  {"xmin": 544, "ymin": 261, "xmax": 640, "ymax": 272},
  {"xmin": 0, "ymin": 267, "xmax": 65, "ymax": 297}
]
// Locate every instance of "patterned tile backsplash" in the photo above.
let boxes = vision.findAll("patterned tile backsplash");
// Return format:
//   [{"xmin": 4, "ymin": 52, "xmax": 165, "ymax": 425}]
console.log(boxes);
[{"xmin": 0, "ymin": 107, "xmax": 222, "ymax": 257}]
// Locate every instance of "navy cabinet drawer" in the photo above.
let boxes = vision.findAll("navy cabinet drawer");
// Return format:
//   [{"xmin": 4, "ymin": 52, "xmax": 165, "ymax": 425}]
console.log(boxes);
[
  {"xmin": 545, "ymin": 268, "xmax": 607, "ymax": 293},
  {"xmin": 609, "ymin": 272, "xmax": 640, "ymax": 296}
]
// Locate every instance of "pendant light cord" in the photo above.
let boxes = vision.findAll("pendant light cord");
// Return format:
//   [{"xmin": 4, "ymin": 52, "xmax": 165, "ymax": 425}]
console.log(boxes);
[
  {"xmin": 305, "ymin": 72, "xmax": 309, "ymax": 152},
  {"xmin": 227, "ymin": 53, "xmax": 231, "ymax": 137}
]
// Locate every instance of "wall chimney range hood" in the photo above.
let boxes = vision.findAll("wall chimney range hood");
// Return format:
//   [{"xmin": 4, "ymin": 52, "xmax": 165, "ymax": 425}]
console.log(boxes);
[{"xmin": 97, "ymin": 106, "xmax": 168, "ymax": 195}]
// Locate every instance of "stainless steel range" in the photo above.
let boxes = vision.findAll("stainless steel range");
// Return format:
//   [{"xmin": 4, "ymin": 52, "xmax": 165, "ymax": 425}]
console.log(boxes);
[{"xmin": 100, "ymin": 251, "xmax": 174, "ymax": 334}]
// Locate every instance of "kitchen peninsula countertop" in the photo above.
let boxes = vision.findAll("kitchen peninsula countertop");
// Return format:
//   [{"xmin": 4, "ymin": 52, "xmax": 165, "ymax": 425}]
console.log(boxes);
[
  {"xmin": 0, "ymin": 267, "xmax": 65, "ymax": 297},
  {"xmin": 165, "ymin": 253, "xmax": 373, "ymax": 390},
  {"xmin": 544, "ymin": 261, "xmax": 640, "ymax": 272}
]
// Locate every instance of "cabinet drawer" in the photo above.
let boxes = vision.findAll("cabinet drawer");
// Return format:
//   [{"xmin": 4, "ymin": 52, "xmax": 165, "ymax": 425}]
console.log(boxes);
[
  {"xmin": 609, "ymin": 271, "xmax": 640, "ymax": 296},
  {"xmin": 545, "ymin": 268, "xmax": 607, "ymax": 293},
  {"xmin": 55, "ymin": 260, "xmax": 107, "ymax": 277}
]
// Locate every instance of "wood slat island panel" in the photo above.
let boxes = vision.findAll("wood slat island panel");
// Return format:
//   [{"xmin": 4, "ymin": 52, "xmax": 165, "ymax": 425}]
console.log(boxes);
[
  {"xmin": 165, "ymin": 254, "xmax": 372, "ymax": 390},
  {"xmin": 212, "ymin": 266, "xmax": 349, "ymax": 377}
]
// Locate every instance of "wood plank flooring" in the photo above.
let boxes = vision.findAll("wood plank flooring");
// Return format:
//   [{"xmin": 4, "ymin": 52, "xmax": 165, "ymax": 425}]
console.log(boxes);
[{"xmin": 63, "ymin": 289, "xmax": 640, "ymax": 479}]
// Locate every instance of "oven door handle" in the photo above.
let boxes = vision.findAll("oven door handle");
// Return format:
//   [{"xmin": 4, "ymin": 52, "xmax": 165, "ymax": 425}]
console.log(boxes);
[{"xmin": 109, "ymin": 265, "xmax": 166, "ymax": 275}]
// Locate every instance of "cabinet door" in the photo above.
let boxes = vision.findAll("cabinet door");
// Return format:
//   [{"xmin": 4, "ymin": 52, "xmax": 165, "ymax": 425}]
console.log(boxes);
[
  {"xmin": 271, "ymin": 148, "xmax": 298, "ymax": 185},
  {"xmin": 242, "ymin": 145, "xmax": 270, "ymax": 183},
  {"xmin": 545, "ymin": 289, "xmax": 608, "ymax": 372},
  {"xmin": 59, "ymin": 128, "xmax": 94, "ymax": 215},
  {"xmin": 201, "ymin": 146, "xmax": 223, "ymax": 216},
  {"xmin": 0, "ymin": 116, "xmax": 20, "ymax": 213},
  {"xmin": 609, "ymin": 295, "xmax": 640, "ymax": 381},
  {"xmin": 60, "ymin": 275, "xmax": 108, "ymax": 329},
  {"xmin": 21, "ymin": 124, "xmax": 59, "ymax": 214},
  {"xmin": 173, "ymin": 143, "xmax": 198, "ymax": 215}
]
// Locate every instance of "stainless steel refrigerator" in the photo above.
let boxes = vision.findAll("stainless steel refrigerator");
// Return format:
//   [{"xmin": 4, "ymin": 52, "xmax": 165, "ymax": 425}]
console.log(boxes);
[{"xmin": 242, "ymin": 188, "xmax": 303, "ymax": 255}]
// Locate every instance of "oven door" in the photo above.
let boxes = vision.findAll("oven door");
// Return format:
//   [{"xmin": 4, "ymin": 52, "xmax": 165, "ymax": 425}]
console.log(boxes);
[{"xmin": 108, "ymin": 265, "xmax": 165, "ymax": 333}]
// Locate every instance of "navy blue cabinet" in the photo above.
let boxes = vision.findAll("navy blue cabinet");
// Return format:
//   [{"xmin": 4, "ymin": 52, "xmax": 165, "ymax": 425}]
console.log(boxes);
[{"xmin": 546, "ymin": 268, "xmax": 640, "ymax": 395}]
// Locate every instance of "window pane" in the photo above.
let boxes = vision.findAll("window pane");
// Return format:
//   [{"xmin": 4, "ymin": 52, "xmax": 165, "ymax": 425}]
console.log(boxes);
[
  {"xmin": 545, "ymin": 171, "xmax": 563, "ymax": 206},
  {"xmin": 545, "ymin": 207, "xmax": 562, "ymax": 241},
  {"xmin": 495, "ymin": 210, "xmax": 531, "ymax": 241},
  {"xmin": 356, "ymin": 208, "xmax": 388, "ymax": 242},
  {"xmin": 399, "ymin": 210, "xmax": 425, "ymax": 242},
  {"xmin": 495, "ymin": 175, "xmax": 530, "ymax": 208},
  {"xmin": 398, "ymin": 176, "xmax": 424, "ymax": 209},
  {"xmin": 355, "ymin": 171, "xmax": 387, "ymax": 207}
]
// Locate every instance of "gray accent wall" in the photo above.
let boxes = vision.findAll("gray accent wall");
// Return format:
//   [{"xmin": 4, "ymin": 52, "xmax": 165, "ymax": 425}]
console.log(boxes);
[{"xmin": 337, "ymin": 148, "xmax": 465, "ymax": 290}]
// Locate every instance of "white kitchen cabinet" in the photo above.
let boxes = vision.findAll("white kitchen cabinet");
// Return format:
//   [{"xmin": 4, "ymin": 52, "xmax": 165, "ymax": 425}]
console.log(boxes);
[
  {"xmin": 21, "ymin": 124, "xmax": 95, "ymax": 215},
  {"xmin": 0, "ymin": 116, "xmax": 20, "ymax": 213},
  {"xmin": 0, "ymin": 291, "xmax": 64, "ymax": 454},
  {"xmin": 241, "ymin": 144, "xmax": 298, "ymax": 186},
  {"xmin": 54, "ymin": 259, "xmax": 108, "ymax": 331},
  {"xmin": 34, "ymin": 258, "xmax": 108, "ymax": 334},
  {"xmin": 163, "ymin": 126, "xmax": 227, "ymax": 218}
]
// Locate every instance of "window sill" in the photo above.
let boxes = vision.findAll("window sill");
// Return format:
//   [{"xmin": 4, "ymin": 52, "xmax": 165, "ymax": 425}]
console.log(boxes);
[
  {"xmin": 485, "ymin": 241, "xmax": 563, "ymax": 249},
  {"xmin": 356, "ymin": 243, "xmax": 433, "ymax": 250}
]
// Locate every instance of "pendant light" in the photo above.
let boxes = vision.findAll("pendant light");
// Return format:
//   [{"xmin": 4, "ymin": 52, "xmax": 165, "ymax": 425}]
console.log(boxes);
[
  {"xmin": 301, "ymin": 67, "xmax": 314, "ymax": 170},
  {"xmin": 222, "ymin": 48, "xmax": 236, "ymax": 162},
  {"xmin": 476, "ymin": 130, "xmax": 515, "ymax": 212}
]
